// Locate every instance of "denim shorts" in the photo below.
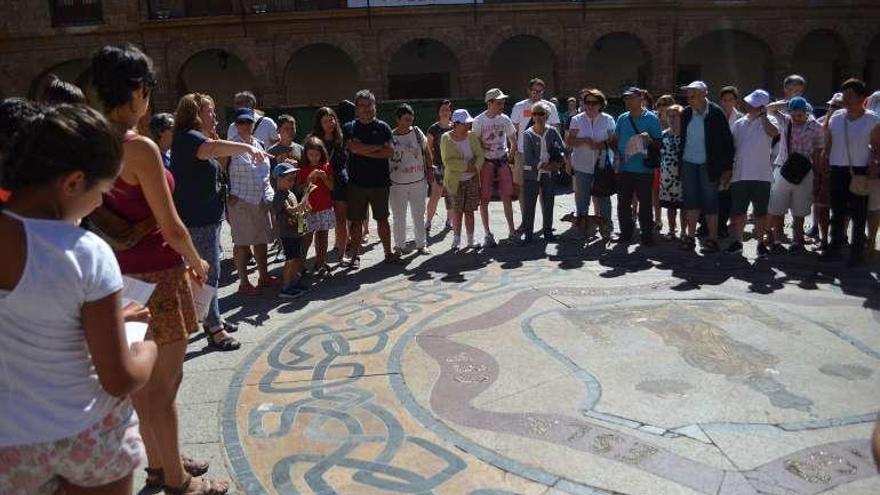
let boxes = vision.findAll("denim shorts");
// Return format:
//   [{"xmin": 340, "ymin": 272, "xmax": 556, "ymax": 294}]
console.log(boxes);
[{"xmin": 681, "ymin": 161, "xmax": 719, "ymax": 214}]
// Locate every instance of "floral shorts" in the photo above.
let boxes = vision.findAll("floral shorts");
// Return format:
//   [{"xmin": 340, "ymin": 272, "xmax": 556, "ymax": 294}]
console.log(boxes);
[
  {"xmin": 306, "ymin": 208, "xmax": 335, "ymax": 232},
  {"xmin": 0, "ymin": 400, "xmax": 144, "ymax": 494}
]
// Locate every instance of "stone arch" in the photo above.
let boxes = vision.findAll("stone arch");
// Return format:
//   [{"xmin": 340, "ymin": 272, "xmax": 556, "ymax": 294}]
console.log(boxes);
[
  {"xmin": 387, "ymin": 38, "xmax": 460, "ymax": 99},
  {"xmin": 677, "ymin": 29, "xmax": 773, "ymax": 97},
  {"xmin": 487, "ymin": 34, "xmax": 559, "ymax": 101},
  {"xmin": 283, "ymin": 43, "xmax": 359, "ymax": 106},
  {"xmin": 792, "ymin": 30, "xmax": 849, "ymax": 104},
  {"xmin": 176, "ymin": 49, "xmax": 255, "ymax": 113},
  {"xmin": 28, "ymin": 58, "xmax": 90, "ymax": 100},
  {"xmin": 865, "ymin": 31, "xmax": 880, "ymax": 91},
  {"xmin": 585, "ymin": 32, "xmax": 650, "ymax": 97}
]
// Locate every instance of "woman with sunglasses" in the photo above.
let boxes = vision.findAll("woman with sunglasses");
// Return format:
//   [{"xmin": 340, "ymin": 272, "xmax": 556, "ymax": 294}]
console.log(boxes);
[
  {"xmin": 565, "ymin": 88, "xmax": 615, "ymax": 224},
  {"xmin": 521, "ymin": 102, "xmax": 566, "ymax": 243}
]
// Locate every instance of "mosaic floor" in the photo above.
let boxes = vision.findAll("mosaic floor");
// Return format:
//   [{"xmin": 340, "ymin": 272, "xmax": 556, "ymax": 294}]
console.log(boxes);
[{"xmin": 218, "ymin": 245, "xmax": 880, "ymax": 495}]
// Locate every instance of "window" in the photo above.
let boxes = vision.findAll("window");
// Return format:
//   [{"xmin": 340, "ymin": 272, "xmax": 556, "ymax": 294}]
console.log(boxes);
[{"xmin": 50, "ymin": 0, "xmax": 103, "ymax": 27}]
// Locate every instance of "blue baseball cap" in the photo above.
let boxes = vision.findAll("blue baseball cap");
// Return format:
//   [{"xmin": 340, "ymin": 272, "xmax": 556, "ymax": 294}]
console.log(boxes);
[
  {"xmin": 788, "ymin": 96, "xmax": 813, "ymax": 113},
  {"xmin": 273, "ymin": 162, "xmax": 299, "ymax": 179},
  {"xmin": 234, "ymin": 107, "xmax": 255, "ymax": 123},
  {"xmin": 622, "ymin": 86, "xmax": 643, "ymax": 98}
]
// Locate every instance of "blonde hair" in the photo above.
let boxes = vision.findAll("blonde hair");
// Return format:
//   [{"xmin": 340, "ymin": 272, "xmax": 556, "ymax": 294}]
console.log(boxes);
[{"xmin": 174, "ymin": 92, "xmax": 215, "ymax": 132}]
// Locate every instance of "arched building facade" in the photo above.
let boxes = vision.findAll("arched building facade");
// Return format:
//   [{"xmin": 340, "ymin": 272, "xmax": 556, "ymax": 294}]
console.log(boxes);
[{"xmin": 2, "ymin": 1, "xmax": 878, "ymax": 111}]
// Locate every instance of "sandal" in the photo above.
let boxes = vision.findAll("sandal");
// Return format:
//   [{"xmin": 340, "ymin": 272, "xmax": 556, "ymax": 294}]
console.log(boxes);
[
  {"xmin": 237, "ymin": 284, "xmax": 258, "ymax": 296},
  {"xmin": 257, "ymin": 276, "xmax": 281, "ymax": 288},
  {"xmin": 164, "ymin": 475, "xmax": 229, "ymax": 495},
  {"xmin": 205, "ymin": 327, "xmax": 241, "ymax": 352},
  {"xmin": 144, "ymin": 458, "xmax": 210, "ymax": 488}
]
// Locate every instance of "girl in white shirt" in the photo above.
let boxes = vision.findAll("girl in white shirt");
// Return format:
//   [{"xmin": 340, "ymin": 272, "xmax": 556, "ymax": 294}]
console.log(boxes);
[{"xmin": 0, "ymin": 104, "xmax": 157, "ymax": 495}]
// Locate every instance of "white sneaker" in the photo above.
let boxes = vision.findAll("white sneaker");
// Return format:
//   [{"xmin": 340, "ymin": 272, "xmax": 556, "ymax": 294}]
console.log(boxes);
[
  {"xmin": 451, "ymin": 235, "xmax": 461, "ymax": 251},
  {"xmin": 468, "ymin": 237, "xmax": 481, "ymax": 249},
  {"xmin": 483, "ymin": 233, "xmax": 497, "ymax": 248}
]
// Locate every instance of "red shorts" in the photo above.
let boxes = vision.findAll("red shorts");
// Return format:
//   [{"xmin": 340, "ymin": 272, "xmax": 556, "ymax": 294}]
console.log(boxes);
[{"xmin": 480, "ymin": 158, "xmax": 514, "ymax": 202}]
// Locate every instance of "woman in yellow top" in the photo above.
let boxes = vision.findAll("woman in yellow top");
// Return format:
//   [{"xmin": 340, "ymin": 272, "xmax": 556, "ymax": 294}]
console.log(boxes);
[{"xmin": 440, "ymin": 109, "xmax": 485, "ymax": 250}]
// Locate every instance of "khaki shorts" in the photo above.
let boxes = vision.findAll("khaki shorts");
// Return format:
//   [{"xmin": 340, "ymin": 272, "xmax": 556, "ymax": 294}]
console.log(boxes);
[
  {"xmin": 450, "ymin": 176, "xmax": 480, "ymax": 213},
  {"xmin": 228, "ymin": 199, "xmax": 273, "ymax": 246}
]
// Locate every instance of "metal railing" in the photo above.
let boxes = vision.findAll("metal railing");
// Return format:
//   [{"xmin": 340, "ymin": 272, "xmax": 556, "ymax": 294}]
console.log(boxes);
[{"xmin": 50, "ymin": 0, "xmax": 103, "ymax": 26}]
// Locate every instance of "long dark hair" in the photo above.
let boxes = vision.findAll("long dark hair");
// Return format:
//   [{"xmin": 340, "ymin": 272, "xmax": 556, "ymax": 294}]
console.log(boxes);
[
  {"xmin": 309, "ymin": 106, "xmax": 343, "ymax": 147},
  {"xmin": 90, "ymin": 44, "xmax": 157, "ymax": 111},
  {"xmin": 1, "ymin": 104, "xmax": 122, "ymax": 191}
]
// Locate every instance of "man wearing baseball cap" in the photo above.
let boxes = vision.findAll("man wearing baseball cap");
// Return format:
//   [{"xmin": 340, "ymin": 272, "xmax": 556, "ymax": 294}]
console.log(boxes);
[
  {"xmin": 725, "ymin": 89, "xmax": 780, "ymax": 256},
  {"xmin": 472, "ymin": 88, "xmax": 518, "ymax": 247},
  {"xmin": 678, "ymin": 80, "xmax": 735, "ymax": 253},
  {"xmin": 614, "ymin": 86, "xmax": 662, "ymax": 245}
]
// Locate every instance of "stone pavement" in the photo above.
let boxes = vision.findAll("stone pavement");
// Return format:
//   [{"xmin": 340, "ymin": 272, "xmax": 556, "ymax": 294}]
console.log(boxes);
[{"xmin": 144, "ymin": 192, "xmax": 880, "ymax": 495}]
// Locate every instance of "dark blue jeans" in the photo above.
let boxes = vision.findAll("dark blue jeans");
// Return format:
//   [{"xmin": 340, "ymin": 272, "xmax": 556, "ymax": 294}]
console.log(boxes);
[{"xmin": 521, "ymin": 174, "xmax": 555, "ymax": 239}]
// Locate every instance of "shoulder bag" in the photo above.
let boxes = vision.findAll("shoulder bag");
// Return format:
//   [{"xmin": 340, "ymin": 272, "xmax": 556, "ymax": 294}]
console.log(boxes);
[
  {"xmin": 627, "ymin": 114, "xmax": 660, "ymax": 169},
  {"xmin": 591, "ymin": 143, "xmax": 617, "ymax": 197},
  {"xmin": 780, "ymin": 120, "xmax": 813, "ymax": 185},
  {"xmin": 845, "ymin": 117, "xmax": 870, "ymax": 196}
]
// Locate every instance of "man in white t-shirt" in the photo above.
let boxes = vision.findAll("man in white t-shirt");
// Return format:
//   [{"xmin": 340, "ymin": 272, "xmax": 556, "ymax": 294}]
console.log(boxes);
[
  {"xmin": 724, "ymin": 89, "xmax": 780, "ymax": 256},
  {"xmin": 472, "ymin": 88, "xmax": 518, "ymax": 247},
  {"xmin": 226, "ymin": 90, "xmax": 279, "ymax": 148},
  {"xmin": 821, "ymin": 78, "xmax": 880, "ymax": 265}
]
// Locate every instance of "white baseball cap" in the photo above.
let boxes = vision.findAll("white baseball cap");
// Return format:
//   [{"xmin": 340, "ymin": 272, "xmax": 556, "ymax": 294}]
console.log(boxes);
[
  {"xmin": 451, "ymin": 109, "xmax": 474, "ymax": 124},
  {"xmin": 484, "ymin": 88, "xmax": 509, "ymax": 103},
  {"xmin": 743, "ymin": 89, "xmax": 771, "ymax": 108},
  {"xmin": 680, "ymin": 80, "xmax": 708, "ymax": 93},
  {"xmin": 826, "ymin": 92, "xmax": 844, "ymax": 106}
]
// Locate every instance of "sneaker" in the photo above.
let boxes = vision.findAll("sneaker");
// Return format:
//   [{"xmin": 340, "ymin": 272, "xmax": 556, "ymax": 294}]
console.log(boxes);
[
  {"xmin": 279, "ymin": 284, "xmax": 307, "ymax": 299},
  {"xmin": 757, "ymin": 242, "xmax": 770, "ymax": 257},
  {"xmin": 769, "ymin": 242, "xmax": 787, "ymax": 255},
  {"xmin": 483, "ymin": 233, "xmax": 497, "ymax": 248},
  {"xmin": 788, "ymin": 243, "xmax": 807, "ymax": 255},
  {"xmin": 451, "ymin": 235, "xmax": 461, "ymax": 251},
  {"xmin": 724, "ymin": 241, "xmax": 743, "ymax": 255},
  {"xmin": 468, "ymin": 238, "xmax": 482, "ymax": 250},
  {"xmin": 415, "ymin": 246, "xmax": 431, "ymax": 255},
  {"xmin": 701, "ymin": 239, "xmax": 719, "ymax": 254},
  {"xmin": 349, "ymin": 256, "xmax": 361, "ymax": 269}
]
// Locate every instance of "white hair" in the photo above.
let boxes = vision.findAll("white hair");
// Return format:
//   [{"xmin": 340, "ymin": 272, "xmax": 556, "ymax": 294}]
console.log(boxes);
[
  {"xmin": 531, "ymin": 101, "xmax": 550, "ymax": 114},
  {"xmin": 867, "ymin": 91, "xmax": 880, "ymax": 114}
]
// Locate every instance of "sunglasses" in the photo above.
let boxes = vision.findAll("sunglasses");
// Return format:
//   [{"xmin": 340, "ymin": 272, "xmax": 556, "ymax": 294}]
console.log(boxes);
[{"xmin": 583, "ymin": 100, "xmax": 601, "ymax": 106}]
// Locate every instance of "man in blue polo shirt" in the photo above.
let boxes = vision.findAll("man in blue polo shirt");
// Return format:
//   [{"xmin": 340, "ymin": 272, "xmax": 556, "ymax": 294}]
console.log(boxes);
[{"xmin": 615, "ymin": 87, "xmax": 662, "ymax": 245}]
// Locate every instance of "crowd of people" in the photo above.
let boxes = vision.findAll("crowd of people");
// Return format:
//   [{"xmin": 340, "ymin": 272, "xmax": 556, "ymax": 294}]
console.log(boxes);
[{"xmin": 1, "ymin": 42, "xmax": 880, "ymax": 495}]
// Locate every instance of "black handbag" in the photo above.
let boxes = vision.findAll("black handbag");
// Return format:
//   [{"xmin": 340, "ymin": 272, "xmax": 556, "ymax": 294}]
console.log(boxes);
[
  {"xmin": 627, "ymin": 114, "xmax": 660, "ymax": 169},
  {"xmin": 780, "ymin": 121, "xmax": 813, "ymax": 185},
  {"xmin": 591, "ymin": 145, "xmax": 616, "ymax": 197}
]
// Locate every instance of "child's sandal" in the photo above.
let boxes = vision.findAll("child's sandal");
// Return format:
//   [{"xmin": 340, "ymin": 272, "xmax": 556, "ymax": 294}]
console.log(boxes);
[{"xmin": 143, "ymin": 457, "xmax": 209, "ymax": 488}]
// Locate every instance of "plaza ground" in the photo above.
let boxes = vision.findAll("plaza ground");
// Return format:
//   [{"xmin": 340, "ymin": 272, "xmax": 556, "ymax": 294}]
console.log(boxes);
[{"xmin": 148, "ymin": 191, "xmax": 880, "ymax": 495}]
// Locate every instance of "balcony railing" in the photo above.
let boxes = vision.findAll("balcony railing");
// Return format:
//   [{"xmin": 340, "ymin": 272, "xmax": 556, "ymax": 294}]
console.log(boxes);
[
  {"xmin": 146, "ymin": 0, "xmax": 588, "ymax": 19},
  {"xmin": 50, "ymin": 0, "xmax": 104, "ymax": 27},
  {"xmin": 148, "ymin": 0, "xmax": 236, "ymax": 20}
]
